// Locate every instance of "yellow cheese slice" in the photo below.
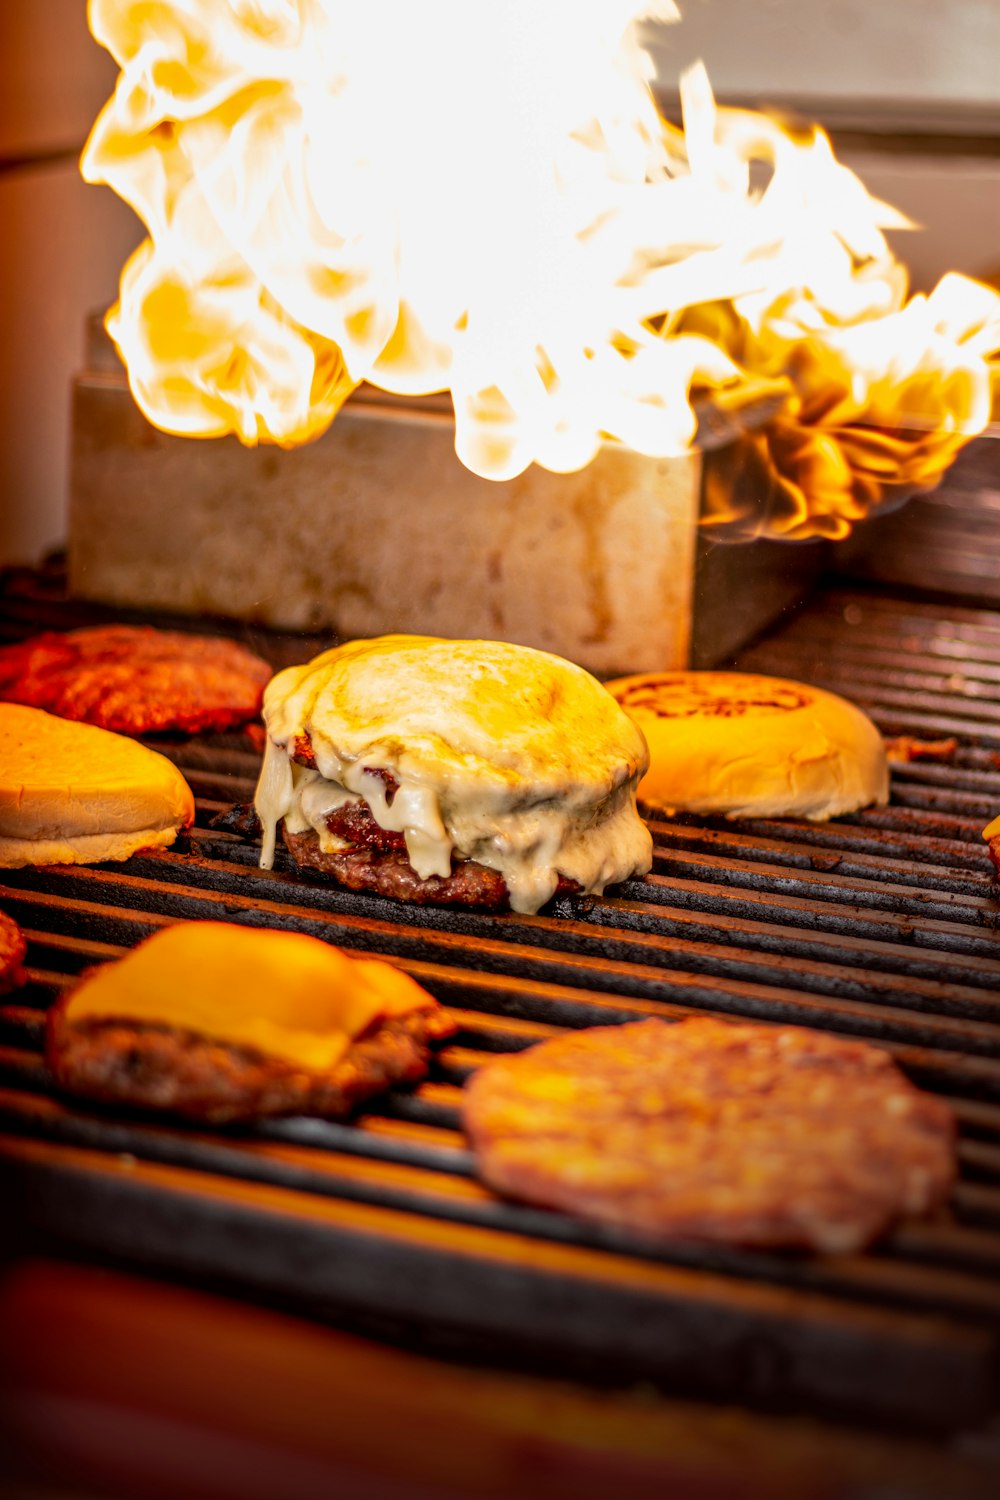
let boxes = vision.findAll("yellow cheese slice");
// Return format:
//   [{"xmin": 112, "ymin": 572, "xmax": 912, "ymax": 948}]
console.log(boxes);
[{"xmin": 65, "ymin": 921, "xmax": 434, "ymax": 1072}]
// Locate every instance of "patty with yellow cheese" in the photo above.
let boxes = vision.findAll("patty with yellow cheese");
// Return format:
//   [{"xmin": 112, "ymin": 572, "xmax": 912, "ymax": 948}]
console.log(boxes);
[
  {"xmin": 253, "ymin": 635, "xmax": 653, "ymax": 915},
  {"xmin": 47, "ymin": 922, "xmax": 456, "ymax": 1123}
]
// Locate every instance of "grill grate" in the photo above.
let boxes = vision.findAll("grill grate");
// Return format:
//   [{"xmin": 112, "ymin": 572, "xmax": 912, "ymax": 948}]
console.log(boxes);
[{"xmin": 2, "ymin": 572, "xmax": 1000, "ymax": 1431}]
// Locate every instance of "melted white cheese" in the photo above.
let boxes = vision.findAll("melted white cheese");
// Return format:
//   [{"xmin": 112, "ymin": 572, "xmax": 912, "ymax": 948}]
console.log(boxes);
[
  {"xmin": 254, "ymin": 734, "xmax": 293, "ymax": 870},
  {"xmin": 253, "ymin": 636, "xmax": 653, "ymax": 915}
]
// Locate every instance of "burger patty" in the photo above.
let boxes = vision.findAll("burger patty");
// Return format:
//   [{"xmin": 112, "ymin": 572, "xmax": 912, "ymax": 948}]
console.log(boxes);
[
  {"xmin": 462, "ymin": 1017, "xmax": 956, "ymax": 1254},
  {"xmin": 207, "ymin": 795, "xmax": 407, "ymax": 856},
  {"xmin": 283, "ymin": 827, "xmax": 580, "ymax": 910},
  {"xmin": 323, "ymin": 799, "xmax": 407, "ymax": 854},
  {"xmin": 47, "ymin": 1000, "xmax": 457, "ymax": 1125},
  {"xmin": 0, "ymin": 910, "xmax": 27, "ymax": 993},
  {"xmin": 988, "ymin": 835, "xmax": 1000, "ymax": 879},
  {"xmin": 0, "ymin": 624, "xmax": 271, "ymax": 734}
]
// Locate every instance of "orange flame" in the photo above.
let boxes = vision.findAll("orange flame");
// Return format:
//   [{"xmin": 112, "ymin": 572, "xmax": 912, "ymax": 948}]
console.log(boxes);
[
  {"xmin": 82, "ymin": 1, "xmax": 1000, "ymax": 538},
  {"xmin": 692, "ymin": 271, "xmax": 1000, "ymax": 539}
]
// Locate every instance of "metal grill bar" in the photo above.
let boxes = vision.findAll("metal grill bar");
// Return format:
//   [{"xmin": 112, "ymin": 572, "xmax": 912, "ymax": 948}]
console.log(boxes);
[{"xmin": 2, "ymin": 572, "xmax": 1000, "ymax": 1429}]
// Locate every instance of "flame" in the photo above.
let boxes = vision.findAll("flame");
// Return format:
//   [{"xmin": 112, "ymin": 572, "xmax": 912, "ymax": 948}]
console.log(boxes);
[
  {"xmin": 693, "ymin": 271, "xmax": 1000, "ymax": 539},
  {"xmin": 83, "ymin": 0, "xmax": 1000, "ymax": 537}
]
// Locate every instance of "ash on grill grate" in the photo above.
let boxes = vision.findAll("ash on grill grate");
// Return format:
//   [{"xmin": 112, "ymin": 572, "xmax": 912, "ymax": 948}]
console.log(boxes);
[{"xmin": 2, "ymin": 571, "xmax": 1000, "ymax": 1432}]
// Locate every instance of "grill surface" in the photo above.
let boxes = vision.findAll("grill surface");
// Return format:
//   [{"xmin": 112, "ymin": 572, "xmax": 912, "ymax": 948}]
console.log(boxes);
[{"xmin": 2, "ymin": 568, "xmax": 1000, "ymax": 1432}]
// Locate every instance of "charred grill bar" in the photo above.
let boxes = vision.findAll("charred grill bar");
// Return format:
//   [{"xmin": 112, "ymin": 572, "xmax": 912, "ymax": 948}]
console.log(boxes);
[{"xmin": 1, "ymin": 564, "xmax": 1000, "ymax": 1434}]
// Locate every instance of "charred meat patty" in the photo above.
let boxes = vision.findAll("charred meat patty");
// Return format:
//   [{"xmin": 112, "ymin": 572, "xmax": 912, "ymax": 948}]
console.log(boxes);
[
  {"xmin": 283, "ymin": 827, "xmax": 548, "ymax": 910},
  {"xmin": 47, "ymin": 996, "xmax": 457, "ymax": 1125},
  {"xmin": 462, "ymin": 1017, "xmax": 956, "ymax": 1254},
  {"xmin": 260, "ymin": 754, "xmax": 582, "ymax": 911},
  {"xmin": 0, "ymin": 624, "xmax": 271, "ymax": 734}
]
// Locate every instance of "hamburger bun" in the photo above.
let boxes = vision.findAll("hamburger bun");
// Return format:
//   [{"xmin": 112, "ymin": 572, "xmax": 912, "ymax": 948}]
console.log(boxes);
[
  {"xmin": 605, "ymin": 671, "xmax": 888, "ymax": 821},
  {"xmin": 255, "ymin": 634, "xmax": 652, "ymax": 914},
  {"xmin": 0, "ymin": 703, "xmax": 194, "ymax": 868}
]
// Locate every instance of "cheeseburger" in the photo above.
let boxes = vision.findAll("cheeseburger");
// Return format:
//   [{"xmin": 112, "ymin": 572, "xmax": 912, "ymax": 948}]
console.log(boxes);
[
  {"xmin": 606, "ymin": 671, "xmax": 889, "ymax": 821},
  {"xmin": 254, "ymin": 635, "xmax": 652, "ymax": 914}
]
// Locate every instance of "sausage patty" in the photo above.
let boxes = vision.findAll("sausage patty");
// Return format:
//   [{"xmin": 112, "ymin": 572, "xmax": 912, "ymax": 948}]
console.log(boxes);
[
  {"xmin": 0, "ymin": 625, "xmax": 271, "ymax": 734},
  {"xmin": 47, "ymin": 997, "xmax": 457, "ymax": 1125},
  {"xmin": 462, "ymin": 1018, "xmax": 956, "ymax": 1254},
  {"xmin": 0, "ymin": 910, "xmax": 27, "ymax": 994},
  {"xmin": 283, "ymin": 827, "xmax": 580, "ymax": 910}
]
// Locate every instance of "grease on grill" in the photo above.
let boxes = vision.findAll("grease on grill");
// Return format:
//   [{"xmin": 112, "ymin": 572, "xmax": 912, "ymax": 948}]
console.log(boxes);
[
  {"xmin": 884, "ymin": 736, "xmax": 959, "ymax": 765},
  {"xmin": 208, "ymin": 801, "xmax": 262, "ymax": 839}
]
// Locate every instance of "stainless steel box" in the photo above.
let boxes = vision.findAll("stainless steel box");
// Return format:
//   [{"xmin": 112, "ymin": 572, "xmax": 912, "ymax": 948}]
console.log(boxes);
[{"xmin": 69, "ymin": 319, "xmax": 823, "ymax": 674}]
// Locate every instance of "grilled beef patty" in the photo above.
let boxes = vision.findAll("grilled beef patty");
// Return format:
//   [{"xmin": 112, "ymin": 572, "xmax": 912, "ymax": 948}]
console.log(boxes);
[
  {"xmin": 322, "ymin": 800, "xmax": 407, "ymax": 854},
  {"xmin": 229, "ymin": 746, "xmax": 584, "ymax": 910},
  {"xmin": 0, "ymin": 624, "xmax": 271, "ymax": 734},
  {"xmin": 283, "ymin": 827, "xmax": 580, "ymax": 910},
  {"xmin": 47, "ymin": 1000, "xmax": 457, "ymax": 1125},
  {"xmin": 463, "ymin": 1017, "xmax": 956, "ymax": 1254}
]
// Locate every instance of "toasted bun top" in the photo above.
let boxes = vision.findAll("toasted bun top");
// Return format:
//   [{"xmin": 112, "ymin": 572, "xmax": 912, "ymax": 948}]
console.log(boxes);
[
  {"xmin": 605, "ymin": 672, "xmax": 889, "ymax": 821},
  {"xmin": 64, "ymin": 922, "xmax": 435, "ymax": 1070},
  {"xmin": 0, "ymin": 703, "xmax": 194, "ymax": 842},
  {"xmin": 256, "ymin": 635, "xmax": 652, "ymax": 913},
  {"xmin": 263, "ymin": 635, "xmax": 648, "ymax": 798}
]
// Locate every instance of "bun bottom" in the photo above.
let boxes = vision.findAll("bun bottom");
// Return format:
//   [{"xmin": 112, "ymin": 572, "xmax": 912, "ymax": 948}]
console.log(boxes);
[{"xmin": 0, "ymin": 824, "xmax": 183, "ymax": 870}]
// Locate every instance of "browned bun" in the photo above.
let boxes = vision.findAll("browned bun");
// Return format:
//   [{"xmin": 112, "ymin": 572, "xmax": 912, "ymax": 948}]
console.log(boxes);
[
  {"xmin": 605, "ymin": 671, "xmax": 889, "ymax": 821},
  {"xmin": 0, "ymin": 704, "xmax": 194, "ymax": 868}
]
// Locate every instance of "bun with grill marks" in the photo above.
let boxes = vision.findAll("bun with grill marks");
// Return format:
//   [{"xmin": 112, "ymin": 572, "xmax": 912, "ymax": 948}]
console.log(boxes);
[{"xmin": 605, "ymin": 671, "xmax": 889, "ymax": 821}]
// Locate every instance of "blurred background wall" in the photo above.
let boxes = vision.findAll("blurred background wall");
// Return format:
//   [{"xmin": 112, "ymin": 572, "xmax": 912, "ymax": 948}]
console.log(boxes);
[
  {"xmin": 1, "ymin": 0, "xmax": 998, "ymax": 567},
  {"xmin": 0, "ymin": 0, "xmax": 142, "ymax": 567}
]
